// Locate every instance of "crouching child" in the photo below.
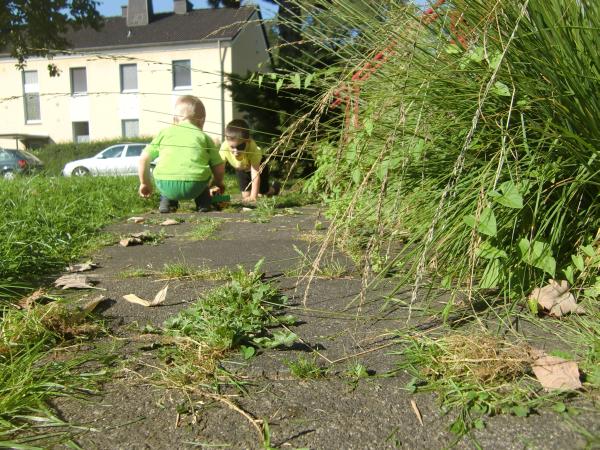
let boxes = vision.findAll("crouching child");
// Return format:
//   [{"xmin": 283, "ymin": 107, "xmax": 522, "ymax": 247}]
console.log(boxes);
[
  {"xmin": 138, "ymin": 95, "xmax": 225, "ymax": 212},
  {"xmin": 219, "ymin": 119, "xmax": 279, "ymax": 204}
]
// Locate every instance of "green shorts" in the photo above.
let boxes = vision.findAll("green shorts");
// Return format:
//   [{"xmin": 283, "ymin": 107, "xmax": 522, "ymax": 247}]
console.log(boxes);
[{"xmin": 155, "ymin": 179, "xmax": 209, "ymax": 201}]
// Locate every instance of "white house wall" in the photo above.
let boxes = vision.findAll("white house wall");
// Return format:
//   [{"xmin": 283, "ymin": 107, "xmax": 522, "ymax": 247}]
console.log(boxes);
[{"xmin": 0, "ymin": 41, "xmax": 237, "ymax": 146}]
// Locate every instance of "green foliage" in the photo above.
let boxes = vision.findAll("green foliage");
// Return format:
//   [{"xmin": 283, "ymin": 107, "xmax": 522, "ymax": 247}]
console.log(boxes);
[
  {"xmin": 0, "ymin": 176, "xmax": 152, "ymax": 292},
  {"xmin": 1, "ymin": 0, "xmax": 103, "ymax": 68},
  {"xmin": 286, "ymin": 355, "xmax": 328, "ymax": 379},
  {"xmin": 0, "ymin": 302, "xmax": 107, "ymax": 442},
  {"xmin": 281, "ymin": 0, "xmax": 600, "ymax": 301},
  {"xmin": 163, "ymin": 261, "xmax": 293, "ymax": 351},
  {"xmin": 396, "ymin": 333, "xmax": 567, "ymax": 441}
]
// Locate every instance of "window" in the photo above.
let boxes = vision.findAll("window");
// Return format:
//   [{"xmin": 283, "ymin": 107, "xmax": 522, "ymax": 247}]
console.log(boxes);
[
  {"xmin": 120, "ymin": 64, "xmax": 138, "ymax": 92},
  {"xmin": 172, "ymin": 60, "xmax": 191, "ymax": 89},
  {"xmin": 100, "ymin": 145, "xmax": 125, "ymax": 159},
  {"xmin": 22, "ymin": 70, "xmax": 41, "ymax": 122},
  {"xmin": 72, "ymin": 122, "xmax": 90, "ymax": 143},
  {"xmin": 125, "ymin": 144, "xmax": 145, "ymax": 157},
  {"xmin": 70, "ymin": 67, "xmax": 87, "ymax": 94},
  {"xmin": 122, "ymin": 119, "xmax": 139, "ymax": 138}
]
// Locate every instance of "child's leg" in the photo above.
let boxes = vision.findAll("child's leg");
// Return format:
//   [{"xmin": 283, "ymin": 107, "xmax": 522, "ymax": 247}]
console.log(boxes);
[
  {"xmin": 159, "ymin": 195, "xmax": 179, "ymax": 213},
  {"xmin": 259, "ymin": 165, "xmax": 270, "ymax": 195},
  {"xmin": 194, "ymin": 186, "xmax": 211, "ymax": 212},
  {"xmin": 236, "ymin": 169, "xmax": 252, "ymax": 199}
]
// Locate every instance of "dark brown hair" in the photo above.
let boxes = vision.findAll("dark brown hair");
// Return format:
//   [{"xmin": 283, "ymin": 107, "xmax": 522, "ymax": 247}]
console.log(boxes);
[{"xmin": 225, "ymin": 119, "xmax": 250, "ymax": 140}]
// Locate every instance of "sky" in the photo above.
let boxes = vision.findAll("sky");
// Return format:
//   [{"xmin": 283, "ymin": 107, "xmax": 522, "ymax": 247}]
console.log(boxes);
[{"xmin": 96, "ymin": 0, "xmax": 278, "ymax": 19}]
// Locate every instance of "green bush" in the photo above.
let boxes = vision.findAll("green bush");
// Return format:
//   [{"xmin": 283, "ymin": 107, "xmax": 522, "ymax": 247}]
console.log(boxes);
[{"xmin": 279, "ymin": 0, "xmax": 599, "ymax": 303}]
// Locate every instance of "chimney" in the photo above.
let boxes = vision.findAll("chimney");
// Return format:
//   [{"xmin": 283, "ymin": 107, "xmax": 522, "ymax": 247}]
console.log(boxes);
[
  {"xmin": 174, "ymin": 0, "xmax": 191, "ymax": 15},
  {"xmin": 121, "ymin": 5, "xmax": 127, "ymax": 17},
  {"xmin": 126, "ymin": 0, "xmax": 153, "ymax": 27}
]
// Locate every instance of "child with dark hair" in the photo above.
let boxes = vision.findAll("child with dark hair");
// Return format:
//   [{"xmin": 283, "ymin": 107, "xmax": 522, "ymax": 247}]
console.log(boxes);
[{"xmin": 219, "ymin": 119, "xmax": 278, "ymax": 203}]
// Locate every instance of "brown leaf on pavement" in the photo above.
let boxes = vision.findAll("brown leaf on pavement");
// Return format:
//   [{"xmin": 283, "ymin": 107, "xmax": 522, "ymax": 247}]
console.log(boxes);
[
  {"xmin": 81, "ymin": 295, "xmax": 108, "ymax": 313},
  {"xmin": 54, "ymin": 274, "xmax": 98, "ymax": 290},
  {"xmin": 17, "ymin": 288, "xmax": 47, "ymax": 309},
  {"xmin": 123, "ymin": 284, "xmax": 168, "ymax": 307},
  {"xmin": 531, "ymin": 351, "xmax": 582, "ymax": 391},
  {"xmin": 127, "ymin": 216, "xmax": 146, "ymax": 224},
  {"xmin": 529, "ymin": 279, "xmax": 585, "ymax": 317},
  {"xmin": 160, "ymin": 219, "xmax": 180, "ymax": 226},
  {"xmin": 66, "ymin": 261, "xmax": 99, "ymax": 273},
  {"xmin": 119, "ymin": 237, "xmax": 143, "ymax": 247}
]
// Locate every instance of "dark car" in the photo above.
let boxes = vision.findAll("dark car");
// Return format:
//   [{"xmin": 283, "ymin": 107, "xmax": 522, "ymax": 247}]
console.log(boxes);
[{"xmin": 0, "ymin": 148, "xmax": 44, "ymax": 179}]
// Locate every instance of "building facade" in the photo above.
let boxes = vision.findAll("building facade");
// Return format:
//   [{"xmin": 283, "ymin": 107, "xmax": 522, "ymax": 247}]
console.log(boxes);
[{"xmin": 0, "ymin": 1, "xmax": 270, "ymax": 149}]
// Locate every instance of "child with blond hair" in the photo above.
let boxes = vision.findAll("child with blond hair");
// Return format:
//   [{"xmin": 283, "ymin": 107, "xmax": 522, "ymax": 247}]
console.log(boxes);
[{"xmin": 138, "ymin": 95, "xmax": 225, "ymax": 212}]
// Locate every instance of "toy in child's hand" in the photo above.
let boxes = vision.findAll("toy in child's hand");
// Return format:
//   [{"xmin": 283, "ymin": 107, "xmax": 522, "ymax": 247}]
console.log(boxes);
[{"xmin": 210, "ymin": 194, "xmax": 230, "ymax": 204}]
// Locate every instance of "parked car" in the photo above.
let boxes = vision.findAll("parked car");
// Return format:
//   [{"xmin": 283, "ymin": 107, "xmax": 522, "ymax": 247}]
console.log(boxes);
[
  {"xmin": 62, "ymin": 143, "xmax": 148, "ymax": 177},
  {"xmin": 0, "ymin": 148, "xmax": 44, "ymax": 179}
]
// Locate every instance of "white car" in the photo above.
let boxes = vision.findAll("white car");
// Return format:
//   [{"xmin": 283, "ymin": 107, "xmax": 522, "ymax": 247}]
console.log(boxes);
[{"xmin": 62, "ymin": 143, "xmax": 147, "ymax": 177}]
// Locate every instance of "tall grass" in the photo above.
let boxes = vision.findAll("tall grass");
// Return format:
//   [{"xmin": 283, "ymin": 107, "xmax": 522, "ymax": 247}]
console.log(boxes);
[
  {"xmin": 273, "ymin": 0, "xmax": 599, "ymax": 306},
  {"xmin": 0, "ymin": 176, "xmax": 153, "ymax": 293}
]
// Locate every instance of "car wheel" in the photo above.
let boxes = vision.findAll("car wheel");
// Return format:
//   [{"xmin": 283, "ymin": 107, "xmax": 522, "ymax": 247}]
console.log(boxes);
[
  {"xmin": 3, "ymin": 170, "xmax": 15, "ymax": 180},
  {"xmin": 72, "ymin": 166, "xmax": 90, "ymax": 176}
]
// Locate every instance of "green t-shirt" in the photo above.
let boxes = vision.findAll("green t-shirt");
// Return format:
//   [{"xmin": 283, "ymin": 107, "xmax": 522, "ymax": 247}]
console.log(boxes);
[
  {"xmin": 219, "ymin": 139, "xmax": 261, "ymax": 171},
  {"xmin": 145, "ymin": 121, "xmax": 223, "ymax": 181}
]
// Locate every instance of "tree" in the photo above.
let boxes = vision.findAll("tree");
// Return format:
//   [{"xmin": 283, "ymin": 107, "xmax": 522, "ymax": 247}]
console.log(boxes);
[{"xmin": 0, "ymin": 0, "xmax": 103, "ymax": 69}]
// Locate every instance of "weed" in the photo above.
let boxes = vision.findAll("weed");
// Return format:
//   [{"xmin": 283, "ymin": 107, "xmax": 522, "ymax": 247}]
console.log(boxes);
[
  {"xmin": 119, "ymin": 268, "xmax": 152, "ymax": 279},
  {"xmin": 159, "ymin": 261, "xmax": 295, "ymax": 385},
  {"xmin": 286, "ymin": 355, "xmax": 328, "ymax": 379},
  {"xmin": 395, "ymin": 331, "xmax": 569, "ymax": 441},
  {"xmin": 188, "ymin": 218, "xmax": 222, "ymax": 240},
  {"xmin": 161, "ymin": 262, "xmax": 230, "ymax": 281},
  {"xmin": 344, "ymin": 362, "xmax": 370, "ymax": 382},
  {"xmin": 0, "ymin": 301, "xmax": 107, "ymax": 441}
]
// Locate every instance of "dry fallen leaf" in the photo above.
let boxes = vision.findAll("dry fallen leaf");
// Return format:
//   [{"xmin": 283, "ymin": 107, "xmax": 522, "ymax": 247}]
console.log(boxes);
[
  {"xmin": 66, "ymin": 261, "xmax": 99, "ymax": 273},
  {"xmin": 17, "ymin": 288, "xmax": 47, "ymax": 310},
  {"xmin": 531, "ymin": 352, "xmax": 582, "ymax": 391},
  {"xmin": 410, "ymin": 399, "xmax": 424, "ymax": 426},
  {"xmin": 119, "ymin": 237, "xmax": 143, "ymax": 247},
  {"xmin": 127, "ymin": 216, "xmax": 146, "ymax": 224},
  {"xmin": 123, "ymin": 284, "xmax": 168, "ymax": 307},
  {"xmin": 54, "ymin": 274, "xmax": 98, "ymax": 290},
  {"xmin": 80, "ymin": 295, "xmax": 108, "ymax": 313},
  {"xmin": 131, "ymin": 231, "xmax": 154, "ymax": 240},
  {"xmin": 160, "ymin": 219, "xmax": 180, "ymax": 226},
  {"xmin": 529, "ymin": 279, "xmax": 585, "ymax": 317},
  {"xmin": 242, "ymin": 207, "xmax": 253, "ymax": 212}
]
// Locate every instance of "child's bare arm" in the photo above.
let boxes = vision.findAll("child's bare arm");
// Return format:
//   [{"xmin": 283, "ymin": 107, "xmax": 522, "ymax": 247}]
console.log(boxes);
[
  {"xmin": 249, "ymin": 163, "xmax": 261, "ymax": 202},
  {"xmin": 138, "ymin": 152, "xmax": 153, "ymax": 197},
  {"xmin": 211, "ymin": 162, "xmax": 225, "ymax": 193}
]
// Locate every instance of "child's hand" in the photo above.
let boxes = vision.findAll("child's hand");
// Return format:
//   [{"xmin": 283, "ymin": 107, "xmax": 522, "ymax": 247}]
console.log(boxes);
[
  {"xmin": 139, "ymin": 183, "xmax": 152, "ymax": 198},
  {"xmin": 209, "ymin": 186, "xmax": 221, "ymax": 196}
]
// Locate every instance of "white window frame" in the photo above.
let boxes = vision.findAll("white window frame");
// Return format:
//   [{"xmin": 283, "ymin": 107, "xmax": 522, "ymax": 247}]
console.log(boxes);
[
  {"xmin": 72, "ymin": 121, "xmax": 90, "ymax": 143},
  {"xmin": 120, "ymin": 64, "xmax": 138, "ymax": 93},
  {"xmin": 22, "ymin": 70, "xmax": 41, "ymax": 124},
  {"xmin": 172, "ymin": 59, "xmax": 192, "ymax": 90}
]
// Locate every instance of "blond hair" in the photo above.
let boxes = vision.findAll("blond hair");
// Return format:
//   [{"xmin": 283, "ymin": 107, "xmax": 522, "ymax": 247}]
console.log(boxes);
[{"xmin": 174, "ymin": 95, "xmax": 206, "ymax": 129}]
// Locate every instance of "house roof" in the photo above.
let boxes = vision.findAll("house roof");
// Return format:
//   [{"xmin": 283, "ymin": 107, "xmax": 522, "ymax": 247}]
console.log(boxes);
[{"xmin": 62, "ymin": 6, "xmax": 259, "ymax": 51}]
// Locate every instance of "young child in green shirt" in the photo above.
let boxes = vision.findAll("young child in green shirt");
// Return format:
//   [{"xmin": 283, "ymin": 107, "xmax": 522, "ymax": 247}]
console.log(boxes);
[
  {"xmin": 138, "ymin": 95, "xmax": 225, "ymax": 213},
  {"xmin": 219, "ymin": 119, "xmax": 278, "ymax": 203}
]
